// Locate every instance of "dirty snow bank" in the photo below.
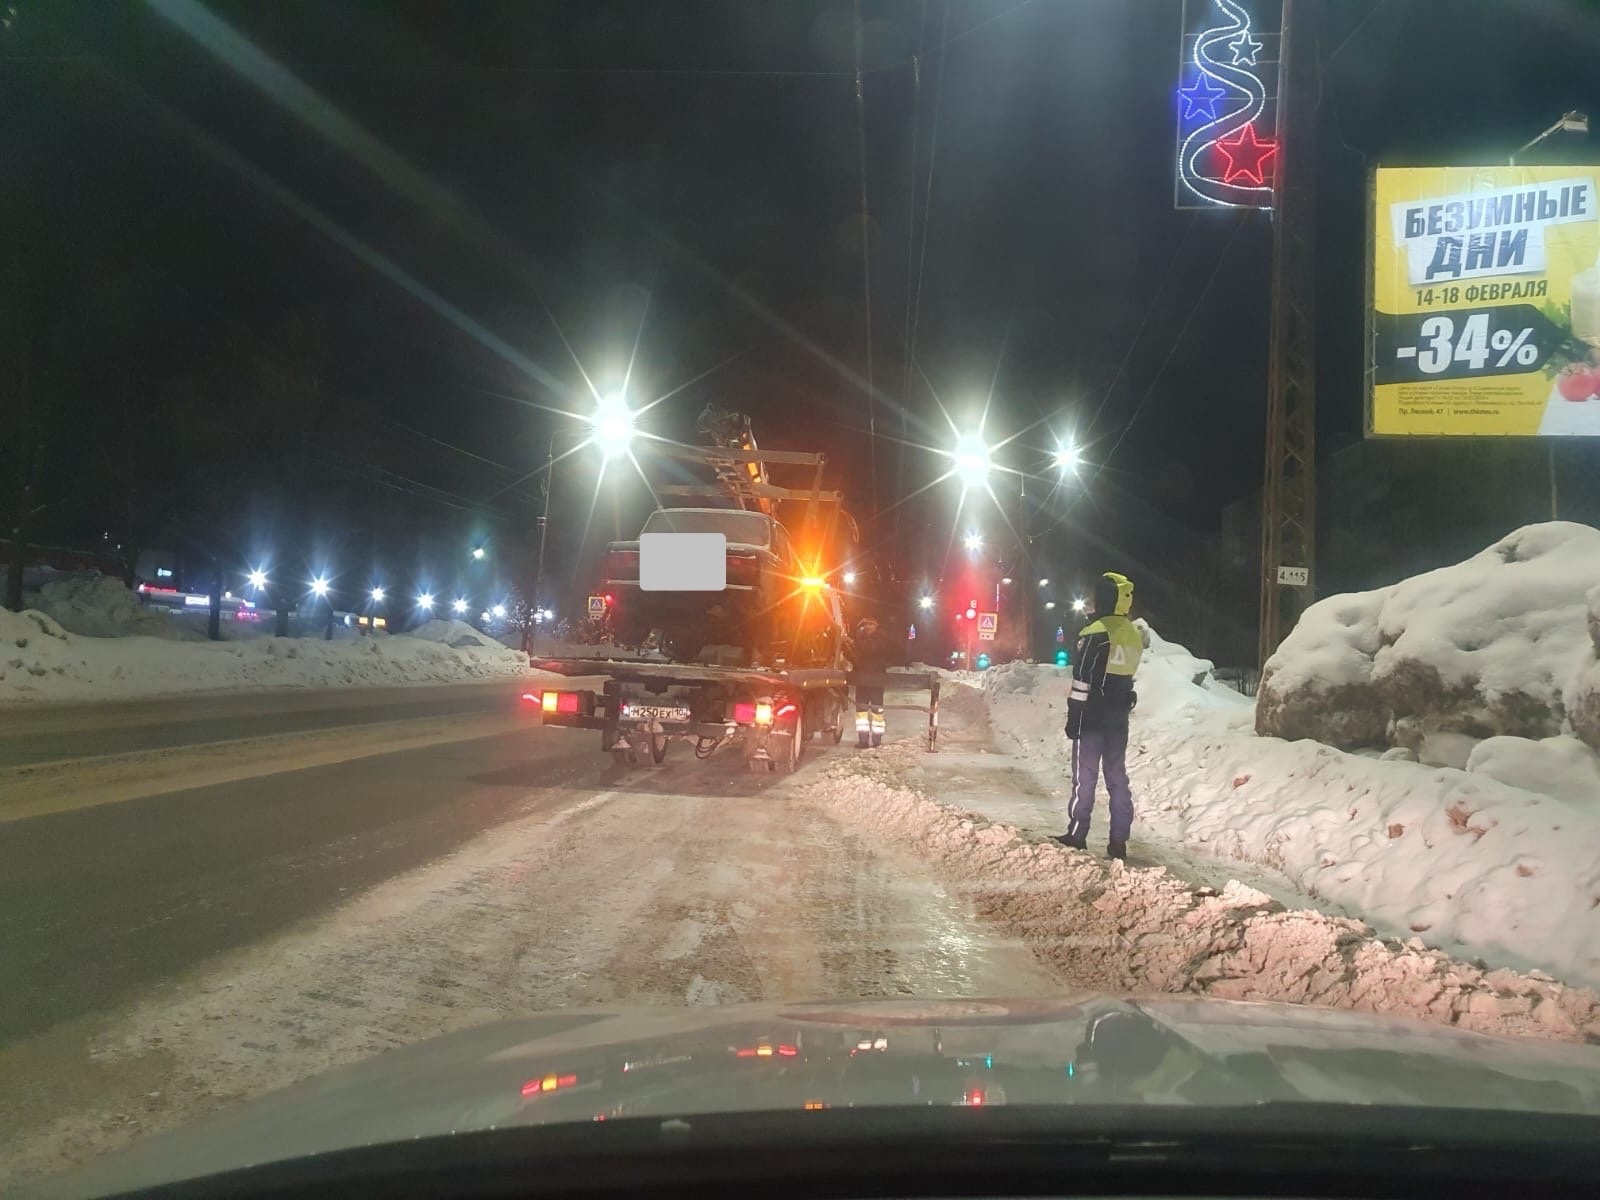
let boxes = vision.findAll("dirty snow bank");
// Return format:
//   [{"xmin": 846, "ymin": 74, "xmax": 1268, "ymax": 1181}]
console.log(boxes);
[
  {"xmin": 805, "ymin": 740, "xmax": 1600, "ymax": 1041},
  {"xmin": 1258, "ymin": 523, "xmax": 1600, "ymax": 754},
  {"xmin": 29, "ymin": 576, "xmax": 201, "ymax": 641},
  {"xmin": 0, "ymin": 606, "xmax": 532, "ymax": 703},
  {"xmin": 982, "ymin": 626, "xmax": 1600, "ymax": 990}
]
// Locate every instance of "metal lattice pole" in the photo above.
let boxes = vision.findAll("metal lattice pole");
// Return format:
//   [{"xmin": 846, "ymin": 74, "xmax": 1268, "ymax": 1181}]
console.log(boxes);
[{"xmin": 1258, "ymin": 0, "xmax": 1319, "ymax": 670}]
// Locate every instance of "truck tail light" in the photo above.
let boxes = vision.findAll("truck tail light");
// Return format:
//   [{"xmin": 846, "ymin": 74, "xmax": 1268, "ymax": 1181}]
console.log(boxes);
[
  {"xmin": 557, "ymin": 692, "xmax": 580, "ymax": 714},
  {"xmin": 726, "ymin": 552, "xmax": 760, "ymax": 587},
  {"xmin": 753, "ymin": 700, "xmax": 774, "ymax": 726},
  {"xmin": 776, "ymin": 702, "xmax": 798, "ymax": 719},
  {"xmin": 541, "ymin": 692, "xmax": 559, "ymax": 714},
  {"xmin": 733, "ymin": 701, "xmax": 756, "ymax": 724}
]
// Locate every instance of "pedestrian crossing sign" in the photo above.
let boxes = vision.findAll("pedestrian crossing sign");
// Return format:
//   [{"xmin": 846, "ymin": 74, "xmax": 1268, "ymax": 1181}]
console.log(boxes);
[
  {"xmin": 587, "ymin": 595, "xmax": 606, "ymax": 621},
  {"xmin": 977, "ymin": 611, "xmax": 997, "ymax": 641}
]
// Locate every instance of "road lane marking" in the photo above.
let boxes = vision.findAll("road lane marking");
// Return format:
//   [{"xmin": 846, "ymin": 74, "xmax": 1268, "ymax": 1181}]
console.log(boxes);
[{"xmin": 0, "ymin": 714, "xmax": 556, "ymax": 823}]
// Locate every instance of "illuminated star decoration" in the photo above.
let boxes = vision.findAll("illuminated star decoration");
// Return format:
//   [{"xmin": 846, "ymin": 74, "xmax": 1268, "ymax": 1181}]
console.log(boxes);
[
  {"xmin": 1227, "ymin": 29, "xmax": 1262, "ymax": 65},
  {"xmin": 1177, "ymin": 71, "xmax": 1226, "ymax": 121},
  {"xmin": 1214, "ymin": 121, "xmax": 1277, "ymax": 185},
  {"xmin": 1175, "ymin": 0, "xmax": 1275, "ymax": 208}
]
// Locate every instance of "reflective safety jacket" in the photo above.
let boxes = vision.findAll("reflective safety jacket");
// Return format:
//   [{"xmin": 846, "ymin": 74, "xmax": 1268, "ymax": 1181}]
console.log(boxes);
[{"xmin": 1065, "ymin": 608, "xmax": 1143, "ymax": 737}]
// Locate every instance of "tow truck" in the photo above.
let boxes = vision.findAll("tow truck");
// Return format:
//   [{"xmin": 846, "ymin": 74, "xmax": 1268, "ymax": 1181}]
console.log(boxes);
[{"xmin": 525, "ymin": 411, "xmax": 941, "ymax": 773}]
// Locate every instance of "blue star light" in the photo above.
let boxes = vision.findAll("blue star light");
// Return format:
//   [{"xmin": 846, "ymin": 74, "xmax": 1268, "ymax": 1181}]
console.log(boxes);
[
  {"xmin": 1227, "ymin": 30, "xmax": 1263, "ymax": 65},
  {"xmin": 1177, "ymin": 72, "xmax": 1226, "ymax": 121}
]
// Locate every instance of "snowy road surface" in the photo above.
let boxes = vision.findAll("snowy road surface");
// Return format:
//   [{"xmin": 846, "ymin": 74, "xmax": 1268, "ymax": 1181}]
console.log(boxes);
[{"xmin": 0, "ymin": 683, "xmax": 1056, "ymax": 1189}]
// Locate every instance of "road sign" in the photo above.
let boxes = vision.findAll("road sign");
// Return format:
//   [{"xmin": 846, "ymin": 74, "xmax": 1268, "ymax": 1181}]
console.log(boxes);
[
  {"xmin": 1276, "ymin": 565, "xmax": 1309, "ymax": 587},
  {"xmin": 587, "ymin": 594, "xmax": 607, "ymax": 620},
  {"xmin": 977, "ymin": 611, "xmax": 997, "ymax": 641},
  {"xmin": 1055, "ymin": 625, "xmax": 1065, "ymax": 645}
]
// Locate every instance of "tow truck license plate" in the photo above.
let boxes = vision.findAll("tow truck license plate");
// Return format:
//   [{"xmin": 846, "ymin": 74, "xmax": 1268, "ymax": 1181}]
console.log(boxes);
[{"xmin": 622, "ymin": 704, "xmax": 691, "ymax": 723}]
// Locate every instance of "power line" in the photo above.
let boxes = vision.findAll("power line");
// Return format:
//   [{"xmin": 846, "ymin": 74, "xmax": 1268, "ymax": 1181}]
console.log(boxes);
[
  {"xmin": 1084, "ymin": 213, "xmax": 1196, "ymax": 436},
  {"xmin": 1097, "ymin": 217, "xmax": 1247, "ymax": 470},
  {"xmin": 892, "ymin": 0, "xmax": 929, "ymax": 547},
  {"xmin": 853, "ymin": 0, "xmax": 879, "ymax": 516}
]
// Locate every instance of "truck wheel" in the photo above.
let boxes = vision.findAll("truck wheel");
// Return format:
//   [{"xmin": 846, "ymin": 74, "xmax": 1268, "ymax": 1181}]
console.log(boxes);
[
  {"xmin": 650, "ymin": 733, "xmax": 669, "ymax": 764},
  {"xmin": 777, "ymin": 711, "xmax": 804, "ymax": 774}
]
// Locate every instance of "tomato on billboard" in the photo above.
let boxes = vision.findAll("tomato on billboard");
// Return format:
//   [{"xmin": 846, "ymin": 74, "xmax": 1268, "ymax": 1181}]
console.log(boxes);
[{"xmin": 1368, "ymin": 165, "xmax": 1600, "ymax": 437}]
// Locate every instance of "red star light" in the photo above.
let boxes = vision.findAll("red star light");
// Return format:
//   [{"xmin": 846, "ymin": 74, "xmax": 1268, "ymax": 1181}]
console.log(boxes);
[{"xmin": 1213, "ymin": 122, "xmax": 1277, "ymax": 186}]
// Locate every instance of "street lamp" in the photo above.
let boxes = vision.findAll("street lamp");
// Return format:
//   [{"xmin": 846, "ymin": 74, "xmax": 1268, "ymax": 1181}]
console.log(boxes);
[
  {"xmin": 842, "ymin": 570, "xmax": 858, "ymax": 586},
  {"xmin": 1001, "ymin": 576, "xmax": 1013, "ymax": 586},
  {"xmin": 492, "ymin": 603, "xmax": 507, "ymax": 619},
  {"xmin": 417, "ymin": 592, "xmax": 434, "ymax": 612},
  {"xmin": 1038, "ymin": 577, "xmax": 1049, "ymax": 588},
  {"xmin": 310, "ymin": 576, "xmax": 330, "ymax": 598},
  {"xmin": 1053, "ymin": 442, "xmax": 1080, "ymax": 473},
  {"xmin": 918, "ymin": 595, "xmax": 934, "ymax": 611},
  {"xmin": 950, "ymin": 432, "xmax": 992, "ymax": 490},
  {"xmin": 1045, "ymin": 601, "xmax": 1056, "ymax": 610},
  {"xmin": 370, "ymin": 586, "xmax": 385, "ymax": 603},
  {"xmin": 471, "ymin": 545, "xmax": 486, "ymax": 561},
  {"xmin": 452, "ymin": 597, "xmax": 469, "ymax": 615},
  {"xmin": 1510, "ymin": 110, "xmax": 1589, "ymax": 165},
  {"xmin": 590, "ymin": 393, "xmax": 636, "ymax": 461},
  {"xmin": 963, "ymin": 532, "xmax": 983, "ymax": 552},
  {"xmin": 247, "ymin": 568, "xmax": 268, "ymax": 591},
  {"xmin": 1072, "ymin": 597, "xmax": 1088, "ymax": 614}
]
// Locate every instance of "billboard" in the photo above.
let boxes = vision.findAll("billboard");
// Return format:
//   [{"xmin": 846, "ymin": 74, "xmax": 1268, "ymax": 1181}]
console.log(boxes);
[{"xmin": 1368, "ymin": 165, "xmax": 1600, "ymax": 436}]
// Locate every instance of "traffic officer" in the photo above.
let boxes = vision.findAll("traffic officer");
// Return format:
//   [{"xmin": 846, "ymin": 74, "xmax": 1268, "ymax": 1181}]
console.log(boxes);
[
  {"xmin": 845, "ymin": 616, "xmax": 893, "ymax": 748},
  {"xmin": 1059, "ymin": 571, "xmax": 1142, "ymax": 859}
]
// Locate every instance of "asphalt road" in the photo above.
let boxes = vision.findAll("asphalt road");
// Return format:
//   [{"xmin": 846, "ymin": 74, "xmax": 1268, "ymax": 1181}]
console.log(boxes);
[{"xmin": 0, "ymin": 683, "xmax": 587, "ymax": 1042}]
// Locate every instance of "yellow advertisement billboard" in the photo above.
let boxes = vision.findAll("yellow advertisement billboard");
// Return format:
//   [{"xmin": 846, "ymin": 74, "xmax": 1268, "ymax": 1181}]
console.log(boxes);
[{"xmin": 1369, "ymin": 165, "xmax": 1600, "ymax": 436}]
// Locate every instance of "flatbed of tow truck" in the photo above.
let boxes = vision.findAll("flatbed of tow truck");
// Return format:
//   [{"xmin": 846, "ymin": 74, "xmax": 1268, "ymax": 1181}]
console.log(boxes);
[{"xmin": 525, "ymin": 658, "xmax": 939, "ymax": 773}]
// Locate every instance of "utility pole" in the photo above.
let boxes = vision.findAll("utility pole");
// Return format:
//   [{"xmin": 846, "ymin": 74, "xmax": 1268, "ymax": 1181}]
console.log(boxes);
[{"xmin": 1258, "ymin": 0, "xmax": 1319, "ymax": 669}]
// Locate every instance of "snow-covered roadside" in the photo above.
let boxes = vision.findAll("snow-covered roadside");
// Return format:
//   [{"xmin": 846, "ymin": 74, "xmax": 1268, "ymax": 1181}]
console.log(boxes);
[
  {"xmin": 980, "ymin": 629, "xmax": 1600, "ymax": 991},
  {"xmin": 803, "ymin": 734, "xmax": 1600, "ymax": 1043},
  {"xmin": 1, "ymin": 750, "xmax": 1054, "ymax": 1189},
  {"xmin": 0, "ymin": 608, "xmax": 533, "ymax": 704}
]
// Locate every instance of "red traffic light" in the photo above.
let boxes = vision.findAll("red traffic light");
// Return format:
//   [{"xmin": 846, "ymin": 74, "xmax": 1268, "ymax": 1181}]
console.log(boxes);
[{"xmin": 965, "ymin": 606, "xmax": 977, "ymax": 620}]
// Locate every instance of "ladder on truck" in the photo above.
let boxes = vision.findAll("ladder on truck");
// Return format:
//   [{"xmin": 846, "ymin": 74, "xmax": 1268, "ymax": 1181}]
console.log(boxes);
[{"xmin": 650, "ymin": 406, "xmax": 856, "ymax": 564}]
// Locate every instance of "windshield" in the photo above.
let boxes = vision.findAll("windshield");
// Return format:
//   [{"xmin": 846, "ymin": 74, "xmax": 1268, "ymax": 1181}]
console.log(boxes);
[
  {"xmin": 642, "ymin": 509, "xmax": 772, "ymax": 547},
  {"xmin": 4, "ymin": 1, "xmax": 1600, "ymax": 1197}
]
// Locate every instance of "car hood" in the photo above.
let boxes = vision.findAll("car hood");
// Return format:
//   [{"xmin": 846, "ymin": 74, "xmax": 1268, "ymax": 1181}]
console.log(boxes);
[{"xmin": 42, "ymin": 994, "xmax": 1600, "ymax": 1197}]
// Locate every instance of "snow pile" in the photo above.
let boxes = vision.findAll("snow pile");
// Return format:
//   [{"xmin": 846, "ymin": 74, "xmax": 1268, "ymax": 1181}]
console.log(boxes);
[
  {"xmin": 1258, "ymin": 523, "xmax": 1600, "ymax": 754},
  {"xmin": 407, "ymin": 618, "xmax": 503, "ymax": 650},
  {"xmin": 980, "ymin": 627, "xmax": 1600, "ymax": 989},
  {"xmin": 805, "ymin": 740, "xmax": 1600, "ymax": 1042},
  {"xmin": 29, "ymin": 576, "xmax": 199, "ymax": 641},
  {"xmin": 0, "ymin": 605, "xmax": 532, "ymax": 703}
]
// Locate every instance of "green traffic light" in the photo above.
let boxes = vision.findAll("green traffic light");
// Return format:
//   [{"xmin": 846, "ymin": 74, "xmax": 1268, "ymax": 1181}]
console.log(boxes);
[{"xmin": 1054, "ymin": 648, "xmax": 1069, "ymax": 667}]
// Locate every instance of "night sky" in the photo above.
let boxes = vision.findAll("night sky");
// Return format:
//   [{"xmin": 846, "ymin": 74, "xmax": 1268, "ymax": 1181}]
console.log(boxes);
[{"xmin": 4, "ymin": 0, "xmax": 1598, "ymax": 640}]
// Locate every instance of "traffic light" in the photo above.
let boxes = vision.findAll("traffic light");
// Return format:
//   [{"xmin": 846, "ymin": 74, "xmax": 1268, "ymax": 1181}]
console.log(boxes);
[
  {"xmin": 1054, "ymin": 648, "xmax": 1069, "ymax": 668},
  {"xmin": 976, "ymin": 652, "xmax": 991, "ymax": 670}
]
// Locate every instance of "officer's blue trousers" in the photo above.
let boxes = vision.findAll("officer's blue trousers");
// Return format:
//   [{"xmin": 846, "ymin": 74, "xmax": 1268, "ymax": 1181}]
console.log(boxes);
[{"xmin": 1067, "ymin": 718, "xmax": 1133, "ymax": 845}]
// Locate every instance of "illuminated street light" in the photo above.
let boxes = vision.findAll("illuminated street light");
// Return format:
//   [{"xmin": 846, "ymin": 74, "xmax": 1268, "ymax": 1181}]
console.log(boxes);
[
  {"xmin": 417, "ymin": 592, "xmax": 435, "ymax": 611},
  {"xmin": 591, "ymin": 393, "xmax": 636, "ymax": 460},
  {"xmin": 950, "ymin": 432, "xmax": 992, "ymax": 490},
  {"xmin": 310, "ymin": 576, "xmax": 330, "ymax": 598},
  {"xmin": 492, "ymin": 603, "xmax": 507, "ymax": 619},
  {"xmin": 1072, "ymin": 597, "xmax": 1088, "ymax": 614},
  {"xmin": 480, "ymin": 610, "xmax": 492, "ymax": 623},
  {"xmin": 247, "ymin": 568, "xmax": 268, "ymax": 590},
  {"xmin": 370, "ymin": 586, "xmax": 386, "ymax": 603},
  {"xmin": 842, "ymin": 570, "xmax": 858, "ymax": 586},
  {"xmin": 1044, "ymin": 601, "xmax": 1057, "ymax": 610},
  {"xmin": 1001, "ymin": 576, "xmax": 1013, "ymax": 586},
  {"xmin": 963, "ymin": 532, "xmax": 983, "ymax": 552},
  {"xmin": 542, "ymin": 608, "xmax": 554, "ymax": 621},
  {"xmin": 918, "ymin": 595, "xmax": 934, "ymax": 611},
  {"xmin": 452, "ymin": 597, "xmax": 469, "ymax": 615},
  {"xmin": 1054, "ymin": 442, "xmax": 1080, "ymax": 472},
  {"xmin": 1038, "ymin": 577, "xmax": 1049, "ymax": 588},
  {"xmin": 471, "ymin": 545, "xmax": 486, "ymax": 561}
]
